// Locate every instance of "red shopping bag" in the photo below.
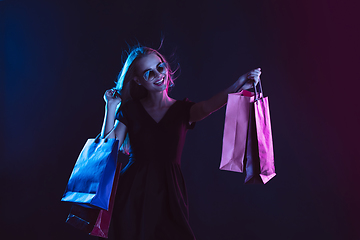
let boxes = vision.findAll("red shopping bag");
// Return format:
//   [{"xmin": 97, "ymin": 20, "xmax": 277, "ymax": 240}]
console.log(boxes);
[
  {"xmin": 220, "ymin": 81, "xmax": 275, "ymax": 184},
  {"xmin": 65, "ymin": 162, "xmax": 122, "ymax": 238}
]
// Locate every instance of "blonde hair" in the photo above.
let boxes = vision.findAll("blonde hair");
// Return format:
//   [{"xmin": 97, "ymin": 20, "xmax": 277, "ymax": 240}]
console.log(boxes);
[{"xmin": 115, "ymin": 45, "xmax": 176, "ymax": 154}]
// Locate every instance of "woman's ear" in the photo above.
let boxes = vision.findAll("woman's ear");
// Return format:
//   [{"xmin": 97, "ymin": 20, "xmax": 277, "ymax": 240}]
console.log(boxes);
[{"xmin": 133, "ymin": 76, "xmax": 141, "ymax": 85}]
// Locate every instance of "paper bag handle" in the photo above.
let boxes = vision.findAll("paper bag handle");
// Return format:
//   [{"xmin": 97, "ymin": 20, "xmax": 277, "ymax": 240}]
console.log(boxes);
[
  {"xmin": 94, "ymin": 127, "xmax": 116, "ymax": 143},
  {"xmin": 253, "ymin": 79, "xmax": 263, "ymax": 102}
]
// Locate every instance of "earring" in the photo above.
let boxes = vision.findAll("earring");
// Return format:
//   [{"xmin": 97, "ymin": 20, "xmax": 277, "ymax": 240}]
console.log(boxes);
[{"xmin": 133, "ymin": 78, "xmax": 141, "ymax": 85}]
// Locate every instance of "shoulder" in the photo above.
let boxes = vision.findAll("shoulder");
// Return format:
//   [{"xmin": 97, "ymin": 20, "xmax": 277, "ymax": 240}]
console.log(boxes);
[
  {"xmin": 118, "ymin": 99, "xmax": 136, "ymax": 111},
  {"xmin": 178, "ymin": 98, "xmax": 196, "ymax": 107},
  {"xmin": 173, "ymin": 98, "xmax": 196, "ymax": 113},
  {"xmin": 175, "ymin": 97, "xmax": 195, "ymax": 104},
  {"xmin": 116, "ymin": 99, "xmax": 136, "ymax": 118}
]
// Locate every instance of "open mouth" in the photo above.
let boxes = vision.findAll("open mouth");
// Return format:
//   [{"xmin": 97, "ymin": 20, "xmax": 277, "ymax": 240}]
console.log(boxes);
[{"xmin": 153, "ymin": 77, "xmax": 165, "ymax": 86}]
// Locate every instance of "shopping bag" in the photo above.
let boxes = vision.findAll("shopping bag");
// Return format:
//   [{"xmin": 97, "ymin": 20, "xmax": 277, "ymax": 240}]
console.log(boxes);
[
  {"xmin": 90, "ymin": 160, "xmax": 121, "ymax": 237},
  {"xmin": 65, "ymin": 161, "xmax": 122, "ymax": 238},
  {"xmin": 219, "ymin": 90, "xmax": 254, "ymax": 172},
  {"xmin": 220, "ymin": 81, "xmax": 275, "ymax": 184},
  {"xmin": 61, "ymin": 131, "xmax": 119, "ymax": 210},
  {"xmin": 244, "ymin": 84, "xmax": 275, "ymax": 184}
]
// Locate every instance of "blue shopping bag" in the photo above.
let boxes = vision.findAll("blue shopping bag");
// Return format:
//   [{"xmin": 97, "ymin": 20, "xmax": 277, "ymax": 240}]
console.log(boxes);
[
  {"xmin": 62, "ymin": 132, "xmax": 119, "ymax": 210},
  {"xmin": 65, "ymin": 162, "xmax": 122, "ymax": 238}
]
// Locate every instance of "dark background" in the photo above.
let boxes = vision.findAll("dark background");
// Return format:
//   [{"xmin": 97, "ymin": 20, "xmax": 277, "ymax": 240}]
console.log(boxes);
[{"xmin": 2, "ymin": 0, "xmax": 360, "ymax": 239}]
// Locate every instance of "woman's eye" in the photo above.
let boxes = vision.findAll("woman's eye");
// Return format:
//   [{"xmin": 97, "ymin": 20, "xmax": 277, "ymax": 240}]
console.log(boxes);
[
  {"xmin": 157, "ymin": 66, "xmax": 164, "ymax": 73},
  {"xmin": 144, "ymin": 71, "xmax": 150, "ymax": 80},
  {"xmin": 157, "ymin": 63, "xmax": 167, "ymax": 73},
  {"xmin": 148, "ymin": 71, "xmax": 155, "ymax": 79}
]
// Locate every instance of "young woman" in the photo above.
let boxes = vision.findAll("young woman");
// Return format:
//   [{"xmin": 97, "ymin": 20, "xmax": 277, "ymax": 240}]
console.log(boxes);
[{"xmin": 101, "ymin": 45, "xmax": 261, "ymax": 240}]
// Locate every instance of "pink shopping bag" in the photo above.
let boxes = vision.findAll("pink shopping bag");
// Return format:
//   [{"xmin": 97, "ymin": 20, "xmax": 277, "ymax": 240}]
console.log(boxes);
[
  {"xmin": 220, "ymin": 90, "xmax": 253, "ymax": 172},
  {"xmin": 220, "ymin": 82, "xmax": 275, "ymax": 184}
]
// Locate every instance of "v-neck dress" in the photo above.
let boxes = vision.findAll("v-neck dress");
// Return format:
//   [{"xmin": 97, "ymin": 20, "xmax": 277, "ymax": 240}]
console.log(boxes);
[{"xmin": 111, "ymin": 98, "xmax": 196, "ymax": 240}]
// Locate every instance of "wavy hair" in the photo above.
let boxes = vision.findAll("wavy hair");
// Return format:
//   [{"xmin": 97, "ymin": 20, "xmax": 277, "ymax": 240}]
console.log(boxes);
[{"xmin": 115, "ymin": 45, "xmax": 177, "ymax": 154}]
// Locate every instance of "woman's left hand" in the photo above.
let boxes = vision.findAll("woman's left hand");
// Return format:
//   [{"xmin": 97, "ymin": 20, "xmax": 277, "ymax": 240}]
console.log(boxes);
[{"xmin": 235, "ymin": 68, "xmax": 261, "ymax": 92}]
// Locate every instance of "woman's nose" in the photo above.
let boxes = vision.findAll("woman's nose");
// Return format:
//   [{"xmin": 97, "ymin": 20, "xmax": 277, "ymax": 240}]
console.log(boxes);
[{"xmin": 154, "ymin": 69, "xmax": 164, "ymax": 79}]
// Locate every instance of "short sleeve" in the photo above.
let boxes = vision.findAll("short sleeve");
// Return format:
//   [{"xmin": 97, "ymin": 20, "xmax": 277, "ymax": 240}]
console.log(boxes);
[
  {"xmin": 115, "ymin": 102, "xmax": 129, "ymax": 126},
  {"xmin": 182, "ymin": 98, "xmax": 196, "ymax": 129}
]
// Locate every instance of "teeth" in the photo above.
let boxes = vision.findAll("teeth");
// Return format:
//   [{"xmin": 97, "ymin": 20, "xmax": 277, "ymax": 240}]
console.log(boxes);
[{"xmin": 155, "ymin": 78, "xmax": 164, "ymax": 84}]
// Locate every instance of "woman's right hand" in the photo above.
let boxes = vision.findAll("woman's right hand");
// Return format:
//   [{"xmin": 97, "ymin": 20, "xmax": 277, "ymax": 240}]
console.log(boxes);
[
  {"xmin": 236, "ymin": 68, "xmax": 261, "ymax": 92},
  {"xmin": 104, "ymin": 89, "xmax": 122, "ymax": 107}
]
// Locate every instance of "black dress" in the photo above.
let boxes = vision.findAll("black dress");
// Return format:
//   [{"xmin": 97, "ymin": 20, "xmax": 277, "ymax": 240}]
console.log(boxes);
[{"xmin": 111, "ymin": 98, "xmax": 196, "ymax": 240}]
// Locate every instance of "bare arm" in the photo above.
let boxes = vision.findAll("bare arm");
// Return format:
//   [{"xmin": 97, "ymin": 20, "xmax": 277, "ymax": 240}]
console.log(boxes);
[
  {"xmin": 101, "ymin": 89, "xmax": 127, "ymax": 145},
  {"xmin": 112, "ymin": 120, "xmax": 127, "ymax": 147},
  {"xmin": 189, "ymin": 68, "xmax": 261, "ymax": 122}
]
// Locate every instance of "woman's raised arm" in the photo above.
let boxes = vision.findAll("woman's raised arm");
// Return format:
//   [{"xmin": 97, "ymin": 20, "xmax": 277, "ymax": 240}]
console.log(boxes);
[
  {"xmin": 189, "ymin": 68, "xmax": 261, "ymax": 123},
  {"xmin": 101, "ymin": 89, "xmax": 127, "ymax": 146}
]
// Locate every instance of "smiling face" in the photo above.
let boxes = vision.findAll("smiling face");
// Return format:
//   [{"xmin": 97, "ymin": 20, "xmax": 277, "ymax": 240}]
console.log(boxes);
[{"xmin": 133, "ymin": 53, "xmax": 169, "ymax": 93}]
